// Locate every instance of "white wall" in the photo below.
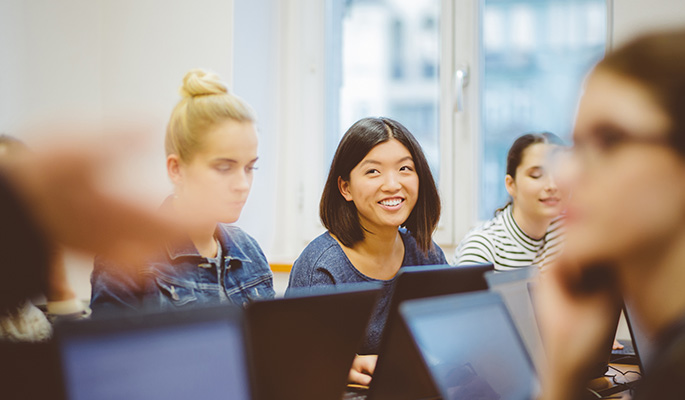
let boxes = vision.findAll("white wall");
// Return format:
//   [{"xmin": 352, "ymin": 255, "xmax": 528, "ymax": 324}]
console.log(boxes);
[
  {"xmin": 0, "ymin": 0, "xmax": 246, "ymax": 300},
  {"xmin": 0, "ymin": 0, "xmax": 235, "ymax": 200},
  {"xmin": 0, "ymin": 0, "xmax": 285, "ymax": 219},
  {"xmin": 613, "ymin": 0, "xmax": 685, "ymax": 47},
  {"xmin": 232, "ymin": 0, "xmax": 281, "ymax": 259},
  {"xmin": 97, "ymin": 0, "xmax": 235, "ymax": 208},
  {"xmin": 0, "ymin": 1, "xmax": 104, "ymax": 134}
]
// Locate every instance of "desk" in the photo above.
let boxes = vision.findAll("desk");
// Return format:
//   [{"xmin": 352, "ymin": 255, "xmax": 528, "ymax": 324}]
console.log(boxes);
[
  {"xmin": 589, "ymin": 363, "xmax": 641, "ymax": 398},
  {"xmin": 343, "ymin": 364, "xmax": 642, "ymax": 400}
]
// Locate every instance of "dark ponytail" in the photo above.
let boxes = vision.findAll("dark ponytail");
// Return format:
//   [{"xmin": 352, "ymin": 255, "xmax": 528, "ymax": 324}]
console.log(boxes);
[{"xmin": 495, "ymin": 132, "xmax": 565, "ymax": 215}]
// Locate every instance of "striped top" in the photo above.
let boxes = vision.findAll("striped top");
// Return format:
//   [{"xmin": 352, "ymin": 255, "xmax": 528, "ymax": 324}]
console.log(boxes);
[{"xmin": 454, "ymin": 204, "xmax": 564, "ymax": 271}]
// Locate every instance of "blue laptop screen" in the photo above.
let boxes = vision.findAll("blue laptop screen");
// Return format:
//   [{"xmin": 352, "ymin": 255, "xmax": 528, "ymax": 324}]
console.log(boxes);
[
  {"xmin": 61, "ymin": 319, "xmax": 249, "ymax": 400},
  {"xmin": 404, "ymin": 299, "xmax": 538, "ymax": 400}
]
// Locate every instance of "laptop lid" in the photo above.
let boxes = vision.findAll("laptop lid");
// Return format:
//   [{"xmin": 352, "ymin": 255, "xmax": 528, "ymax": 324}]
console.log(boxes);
[
  {"xmin": 246, "ymin": 284, "xmax": 381, "ymax": 400},
  {"xmin": 368, "ymin": 263, "xmax": 494, "ymax": 400},
  {"xmin": 621, "ymin": 300, "xmax": 654, "ymax": 374},
  {"xmin": 400, "ymin": 291, "xmax": 540, "ymax": 400},
  {"xmin": 485, "ymin": 267, "xmax": 546, "ymax": 375},
  {"xmin": 525, "ymin": 273, "xmax": 621, "ymax": 382},
  {"xmin": 55, "ymin": 304, "xmax": 250, "ymax": 400}
]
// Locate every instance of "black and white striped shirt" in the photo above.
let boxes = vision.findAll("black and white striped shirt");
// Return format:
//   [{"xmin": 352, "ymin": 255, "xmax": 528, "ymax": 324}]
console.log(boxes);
[{"xmin": 454, "ymin": 204, "xmax": 564, "ymax": 271}]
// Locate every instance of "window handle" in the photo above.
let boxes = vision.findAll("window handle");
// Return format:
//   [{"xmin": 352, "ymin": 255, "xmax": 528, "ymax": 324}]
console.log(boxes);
[{"xmin": 454, "ymin": 63, "xmax": 470, "ymax": 113}]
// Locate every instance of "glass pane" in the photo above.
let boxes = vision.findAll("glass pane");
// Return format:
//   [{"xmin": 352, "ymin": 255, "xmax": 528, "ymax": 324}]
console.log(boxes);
[
  {"xmin": 479, "ymin": 0, "xmax": 606, "ymax": 220},
  {"xmin": 326, "ymin": 0, "xmax": 441, "ymax": 179}
]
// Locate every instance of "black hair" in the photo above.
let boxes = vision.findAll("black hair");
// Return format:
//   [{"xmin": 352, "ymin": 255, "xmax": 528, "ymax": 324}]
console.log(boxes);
[{"xmin": 506, "ymin": 132, "xmax": 565, "ymax": 178}]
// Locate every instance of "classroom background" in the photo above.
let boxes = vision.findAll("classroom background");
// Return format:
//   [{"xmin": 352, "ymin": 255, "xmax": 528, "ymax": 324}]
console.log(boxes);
[{"xmin": 1, "ymin": 0, "xmax": 684, "ymax": 301}]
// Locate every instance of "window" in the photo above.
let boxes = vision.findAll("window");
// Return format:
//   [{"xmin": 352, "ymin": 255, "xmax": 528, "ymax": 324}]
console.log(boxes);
[
  {"xmin": 478, "ymin": 0, "xmax": 607, "ymax": 219},
  {"xmin": 283, "ymin": 0, "xmax": 609, "ymax": 257},
  {"xmin": 326, "ymin": 0, "xmax": 441, "ymax": 178}
]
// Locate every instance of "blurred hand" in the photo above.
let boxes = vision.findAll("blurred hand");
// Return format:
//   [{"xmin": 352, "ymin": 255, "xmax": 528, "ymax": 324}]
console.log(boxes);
[
  {"xmin": 1, "ymin": 127, "xmax": 182, "ymax": 265},
  {"xmin": 536, "ymin": 258, "xmax": 622, "ymax": 400},
  {"xmin": 45, "ymin": 247, "xmax": 77, "ymax": 302},
  {"xmin": 348, "ymin": 354, "xmax": 378, "ymax": 386}
]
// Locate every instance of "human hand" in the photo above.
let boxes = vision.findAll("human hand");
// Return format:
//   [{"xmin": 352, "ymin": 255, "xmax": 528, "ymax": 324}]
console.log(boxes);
[
  {"xmin": 348, "ymin": 354, "xmax": 378, "ymax": 386},
  {"xmin": 536, "ymin": 258, "xmax": 622, "ymax": 400},
  {"xmin": 44, "ymin": 247, "xmax": 77, "ymax": 302},
  {"xmin": 1, "ymin": 126, "xmax": 182, "ymax": 265}
]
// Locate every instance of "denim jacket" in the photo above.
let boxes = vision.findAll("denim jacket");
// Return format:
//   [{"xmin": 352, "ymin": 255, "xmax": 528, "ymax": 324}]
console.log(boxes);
[{"xmin": 90, "ymin": 224, "xmax": 275, "ymax": 315}]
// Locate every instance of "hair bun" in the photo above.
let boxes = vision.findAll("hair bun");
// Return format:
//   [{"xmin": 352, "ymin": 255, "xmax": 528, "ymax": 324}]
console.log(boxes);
[{"xmin": 179, "ymin": 68, "xmax": 228, "ymax": 98}]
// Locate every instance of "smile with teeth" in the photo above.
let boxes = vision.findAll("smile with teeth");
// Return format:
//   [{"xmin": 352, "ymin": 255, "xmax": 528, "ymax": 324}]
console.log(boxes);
[{"xmin": 379, "ymin": 198, "xmax": 404, "ymax": 207}]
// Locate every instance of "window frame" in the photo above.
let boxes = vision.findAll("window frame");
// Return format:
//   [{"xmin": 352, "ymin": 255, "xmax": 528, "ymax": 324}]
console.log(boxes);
[{"xmin": 273, "ymin": 0, "xmax": 613, "ymax": 261}]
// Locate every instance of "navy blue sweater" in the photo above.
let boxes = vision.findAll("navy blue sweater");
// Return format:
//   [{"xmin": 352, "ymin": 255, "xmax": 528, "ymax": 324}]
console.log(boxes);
[{"xmin": 286, "ymin": 229, "xmax": 446, "ymax": 354}]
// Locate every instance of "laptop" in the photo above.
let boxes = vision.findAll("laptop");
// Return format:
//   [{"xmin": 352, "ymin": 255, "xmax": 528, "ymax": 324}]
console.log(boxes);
[
  {"xmin": 54, "ymin": 304, "xmax": 250, "ymax": 400},
  {"xmin": 487, "ymin": 267, "xmax": 627, "ymax": 382},
  {"xmin": 484, "ymin": 267, "xmax": 546, "ymax": 374},
  {"xmin": 525, "ymin": 269, "xmax": 621, "ymax": 381},
  {"xmin": 611, "ymin": 300, "xmax": 654, "ymax": 373},
  {"xmin": 362, "ymin": 263, "xmax": 494, "ymax": 400},
  {"xmin": 246, "ymin": 285, "xmax": 381, "ymax": 400},
  {"xmin": 400, "ymin": 291, "xmax": 540, "ymax": 400},
  {"xmin": 624, "ymin": 300, "xmax": 654, "ymax": 373}
]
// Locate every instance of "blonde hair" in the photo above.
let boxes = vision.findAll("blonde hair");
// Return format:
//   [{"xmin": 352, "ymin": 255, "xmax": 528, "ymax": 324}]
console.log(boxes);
[{"xmin": 165, "ymin": 68, "xmax": 256, "ymax": 162}]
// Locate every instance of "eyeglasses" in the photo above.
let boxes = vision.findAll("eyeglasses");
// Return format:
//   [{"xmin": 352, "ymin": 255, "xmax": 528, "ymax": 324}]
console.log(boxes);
[{"xmin": 572, "ymin": 126, "xmax": 671, "ymax": 167}]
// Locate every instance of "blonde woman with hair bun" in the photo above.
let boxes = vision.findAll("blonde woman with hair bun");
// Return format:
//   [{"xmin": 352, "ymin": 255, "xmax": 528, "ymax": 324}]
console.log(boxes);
[{"xmin": 90, "ymin": 69, "xmax": 275, "ymax": 313}]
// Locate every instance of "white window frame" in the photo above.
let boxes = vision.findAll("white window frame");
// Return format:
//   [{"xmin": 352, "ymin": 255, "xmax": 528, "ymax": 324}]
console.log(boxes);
[{"xmin": 271, "ymin": 0, "xmax": 613, "ymax": 262}]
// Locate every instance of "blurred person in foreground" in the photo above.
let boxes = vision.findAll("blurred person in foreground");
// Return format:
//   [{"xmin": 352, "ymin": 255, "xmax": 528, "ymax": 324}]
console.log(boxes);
[
  {"xmin": 0, "ymin": 128, "xmax": 182, "ymax": 398},
  {"xmin": 537, "ymin": 29, "xmax": 685, "ymax": 399},
  {"xmin": 0, "ymin": 135, "xmax": 89, "ymax": 343}
]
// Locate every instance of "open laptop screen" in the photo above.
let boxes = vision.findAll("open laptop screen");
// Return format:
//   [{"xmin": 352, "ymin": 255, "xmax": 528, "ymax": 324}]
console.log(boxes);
[
  {"xmin": 58, "ymin": 309, "xmax": 250, "ymax": 400},
  {"xmin": 624, "ymin": 299, "xmax": 655, "ymax": 374},
  {"xmin": 401, "ymin": 291, "xmax": 539, "ymax": 400},
  {"xmin": 485, "ymin": 267, "xmax": 546, "ymax": 373}
]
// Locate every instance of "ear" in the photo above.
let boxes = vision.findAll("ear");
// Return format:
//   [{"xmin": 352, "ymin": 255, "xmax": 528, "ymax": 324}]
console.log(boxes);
[
  {"xmin": 505, "ymin": 174, "xmax": 516, "ymax": 198},
  {"xmin": 167, "ymin": 154, "xmax": 183, "ymax": 186},
  {"xmin": 338, "ymin": 176, "xmax": 353, "ymax": 202}
]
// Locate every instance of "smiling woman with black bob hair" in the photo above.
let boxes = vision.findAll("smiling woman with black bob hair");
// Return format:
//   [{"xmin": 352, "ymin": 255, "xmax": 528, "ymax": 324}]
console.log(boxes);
[
  {"xmin": 287, "ymin": 117, "xmax": 446, "ymax": 385},
  {"xmin": 321, "ymin": 117, "xmax": 441, "ymax": 252}
]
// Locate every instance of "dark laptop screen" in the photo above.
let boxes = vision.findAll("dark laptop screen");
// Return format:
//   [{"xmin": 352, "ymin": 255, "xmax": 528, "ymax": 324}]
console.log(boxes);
[
  {"xmin": 60, "ymin": 318, "xmax": 249, "ymax": 400},
  {"xmin": 402, "ymin": 292, "xmax": 538, "ymax": 400},
  {"xmin": 624, "ymin": 299, "xmax": 655, "ymax": 373}
]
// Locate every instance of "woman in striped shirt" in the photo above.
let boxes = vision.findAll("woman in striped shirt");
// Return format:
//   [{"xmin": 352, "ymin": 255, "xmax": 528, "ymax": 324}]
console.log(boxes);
[{"xmin": 455, "ymin": 132, "xmax": 567, "ymax": 270}]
